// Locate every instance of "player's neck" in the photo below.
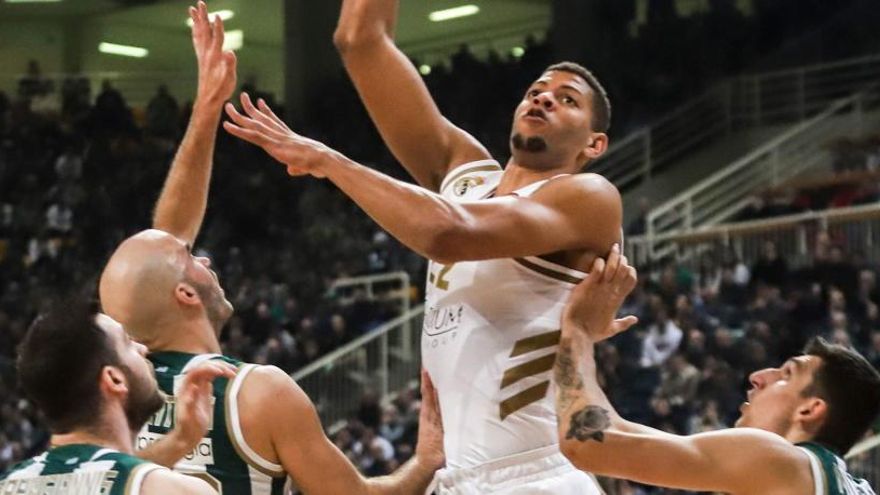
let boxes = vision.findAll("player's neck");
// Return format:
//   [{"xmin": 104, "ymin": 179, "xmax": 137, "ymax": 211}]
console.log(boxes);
[
  {"xmin": 145, "ymin": 319, "xmax": 223, "ymax": 355},
  {"xmin": 50, "ymin": 414, "xmax": 134, "ymax": 455},
  {"xmin": 497, "ymin": 160, "xmax": 575, "ymax": 195}
]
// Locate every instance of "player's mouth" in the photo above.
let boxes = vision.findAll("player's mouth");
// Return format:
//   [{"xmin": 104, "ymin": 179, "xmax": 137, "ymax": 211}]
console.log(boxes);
[{"xmin": 523, "ymin": 108, "xmax": 548, "ymax": 123}]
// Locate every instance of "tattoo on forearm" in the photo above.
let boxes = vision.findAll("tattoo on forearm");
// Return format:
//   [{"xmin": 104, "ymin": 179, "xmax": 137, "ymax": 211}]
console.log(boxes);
[
  {"xmin": 566, "ymin": 406, "xmax": 611, "ymax": 442},
  {"xmin": 554, "ymin": 336, "xmax": 585, "ymax": 413}
]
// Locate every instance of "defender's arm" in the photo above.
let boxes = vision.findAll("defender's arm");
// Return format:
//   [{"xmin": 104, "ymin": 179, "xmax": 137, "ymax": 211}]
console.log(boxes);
[
  {"xmin": 333, "ymin": 0, "xmax": 490, "ymax": 190},
  {"xmin": 242, "ymin": 366, "xmax": 443, "ymax": 495}
]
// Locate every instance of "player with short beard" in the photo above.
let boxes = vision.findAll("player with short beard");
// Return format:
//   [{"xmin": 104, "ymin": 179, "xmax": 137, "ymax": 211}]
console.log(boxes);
[
  {"xmin": 98, "ymin": 3, "xmax": 445, "ymax": 494},
  {"xmin": 0, "ymin": 298, "xmax": 234, "ymax": 495},
  {"xmin": 220, "ymin": 0, "xmax": 630, "ymax": 492}
]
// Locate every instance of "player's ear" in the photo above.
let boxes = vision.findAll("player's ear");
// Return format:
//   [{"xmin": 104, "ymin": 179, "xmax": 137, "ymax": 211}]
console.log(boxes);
[
  {"xmin": 174, "ymin": 282, "xmax": 201, "ymax": 307},
  {"xmin": 796, "ymin": 396, "xmax": 828, "ymax": 432},
  {"xmin": 578, "ymin": 133, "xmax": 608, "ymax": 163},
  {"xmin": 100, "ymin": 366, "xmax": 128, "ymax": 397}
]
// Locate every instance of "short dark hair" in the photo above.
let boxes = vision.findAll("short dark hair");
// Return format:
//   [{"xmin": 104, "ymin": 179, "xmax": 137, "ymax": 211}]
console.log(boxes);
[
  {"xmin": 545, "ymin": 62, "xmax": 611, "ymax": 133},
  {"xmin": 802, "ymin": 338, "xmax": 880, "ymax": 455},
  {"xmin": 17, "ymin": 297, "xmax": 122, "ymax": 433}
]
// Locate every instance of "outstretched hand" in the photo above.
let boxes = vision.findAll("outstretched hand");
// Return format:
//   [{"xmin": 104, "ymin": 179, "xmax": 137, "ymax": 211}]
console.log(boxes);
[
  {"xmin": 415, "ymin": 368, "xmax": 445, "ymax": 471},
  {"xmin": 190, "ymin": 1, "xmax": 237, "ymax": 108},
  {"xmin": 224, "ymin": 92, "xmax": 342, "ymax": 178},
  {"xmin": 563, "ymin": 243, "xmax": 639, "ymax": 342}
]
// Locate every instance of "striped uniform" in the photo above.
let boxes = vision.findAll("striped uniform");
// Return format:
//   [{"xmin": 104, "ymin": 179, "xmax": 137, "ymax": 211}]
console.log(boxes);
[
  {"xmin": 0, "ymin": 444, "xmax": 163, "ymax": 495},
  {"xmin": 798, "ymin": 442, "xmax": 875, "ymax": 495},
  {"xmin": 138, "ymin": 352, "xmax": 287, "ymax": 495},
  {"xmin": 423, "ymin": 160, "xmax": 602, "ymax": 494}
]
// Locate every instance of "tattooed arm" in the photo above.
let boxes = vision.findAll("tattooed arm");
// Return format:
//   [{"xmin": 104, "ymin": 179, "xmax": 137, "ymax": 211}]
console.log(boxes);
[{"xmin": 554, "ymin": 250, "xmax": 812, "ymax": 494}]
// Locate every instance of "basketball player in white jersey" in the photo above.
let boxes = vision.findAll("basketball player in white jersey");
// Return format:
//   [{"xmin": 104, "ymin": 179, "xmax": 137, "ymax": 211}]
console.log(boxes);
[
  {"xmin": 1, "ymin": 297, "xmax": 235, "ymax": 495},
  {"xmin": 221, "ymin": 0, "xmax": 636, "ymax": 492},
  {"xmin": 98, "ymin": 2, "xmax": 445, "ymax": 494},
  {"xmin": 555, "ymin": 246, "xmax": 880, "ymax": 495}
]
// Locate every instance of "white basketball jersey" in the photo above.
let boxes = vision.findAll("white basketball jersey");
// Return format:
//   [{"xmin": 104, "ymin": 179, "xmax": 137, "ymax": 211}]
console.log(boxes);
[{"xmin": 422, "ymin": 160, "xmax": 589, "ymax": 469}]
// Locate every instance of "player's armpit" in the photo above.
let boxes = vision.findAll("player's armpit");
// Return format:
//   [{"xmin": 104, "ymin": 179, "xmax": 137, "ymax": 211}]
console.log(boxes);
[
  {"xmin": 333, "ymin": 0, "xmax": 490, "ymax": 190},
  {"xmin": 561, "ymin": 426, "xmax": 809, "ymax": 494},
  {"xmin": 245, "ymin": 366, "xmax": 370, "ymax": 495},
  {"xmin": 426, "ymin": 173, "xmax": 622, "ymax": 263},
  {"xmin": 141, "ymin": 468, "xmax": 218, "ymax": 495}
]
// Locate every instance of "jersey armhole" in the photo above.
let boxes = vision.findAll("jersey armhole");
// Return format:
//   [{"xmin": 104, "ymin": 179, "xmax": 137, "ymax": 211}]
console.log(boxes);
[
  {"xmin": 798, "ymin": 446, "xmax": 826, "ymax": 495},
  {"xmin": 124, "ymin": 463, "xmax": 165, "ymax": 495},
  {"xmin": 225, "ymin": 364, "xmax": 286, "ymax": 478}
]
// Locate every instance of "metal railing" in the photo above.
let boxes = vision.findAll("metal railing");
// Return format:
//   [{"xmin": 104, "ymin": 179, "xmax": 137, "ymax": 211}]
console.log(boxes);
[
  {"xmin": 291, "ymin": 306, "xmax": 424, "ymax": 428},
  {"xmin": 593, "ymin": 52, "xmax": 880, "ymax": 191},
  {"xmin": 626, "ymin": 203, "xmax": 880, "ymax": 269},
  {"xmin": 639, "ymin": 84, "xmax": 880, "ymax": 262}
]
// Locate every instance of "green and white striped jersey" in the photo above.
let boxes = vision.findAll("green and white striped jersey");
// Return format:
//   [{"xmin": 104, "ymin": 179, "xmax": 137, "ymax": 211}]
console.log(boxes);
[
  {"xmin": 0, "ymin": 443, "xmax": 163, "ymax": 495},
  {"xmin": 798, "ymin": 442, "xmax": 875, "ymax": 495},
  {"xmin": 138, "ymin": 352, "xmax": 286, "ymax": 495}
]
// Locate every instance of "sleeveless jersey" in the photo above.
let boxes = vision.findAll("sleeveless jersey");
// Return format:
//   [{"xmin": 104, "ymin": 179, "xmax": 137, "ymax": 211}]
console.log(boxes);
[
  {"xmin": 422, "ymin": 160, "xmax": 591, "ymax": 469},
  {"xmin": 0, "ymin": 443, "xmax": 163, "ymax": 495},
  {"xmin": 138, "ymin": 352, "xmax": 286, "ymax": 495},
  {"xmin": 797, "ymin": 442, "xmax": 875, "ymax": 495}
]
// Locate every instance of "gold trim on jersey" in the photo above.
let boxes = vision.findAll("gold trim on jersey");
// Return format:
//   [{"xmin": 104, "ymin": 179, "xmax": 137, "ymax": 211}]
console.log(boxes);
[
  {"xmin": 513, "ymin": 257, "xmax": 583, "ymax": 284},
  {"xmin": 440, "ymin": 163, "xmax": 502, "ymax": 194},
  {"xmin": 510, "ymin": 330, "xmax": 561, "ymax": 357},
  {"xmin": 498, "ymin": 329, "xmax": 562, "ymax": 419},
  {"xmin": 225, "ymin": 365, "xmax": 287, "ymax": 478},
  {"xmin": 499, "ymin": 381, "xmax": 551, "ymax": 420},
  {"xmin": 500, "ymin": 353, "xmax": 556, "ymax": 389}
]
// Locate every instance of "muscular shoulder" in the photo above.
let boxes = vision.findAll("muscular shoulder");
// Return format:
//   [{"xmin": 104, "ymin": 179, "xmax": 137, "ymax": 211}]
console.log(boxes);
[
  {"xmin": 239, "ymin": 365, "xmax": 315, "ymax": 417},
  {"xmin": 533, "ymin": 173, "xmax": 622, "ymax": 244},
  {"xmin": 142, "ymin": 468, "xmax": 216, "ymax": 495},
  {"xmin": 537, "ymin": 173, "xmax": 620, "ymax": 203}
]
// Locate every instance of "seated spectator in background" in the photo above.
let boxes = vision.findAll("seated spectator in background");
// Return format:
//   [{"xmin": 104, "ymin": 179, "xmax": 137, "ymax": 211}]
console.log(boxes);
[
  {"xmin": 17, "ymin": 60, "xmax": 52, "ymax": 101},
  {"xmin": 146, "ymin": 85, "xmax": 181, "ymax": 140},
  {"xmin": 626, "ymin": 197, "xmax": 650, "ymax": 236},
  {"xmin": 751, "ymin": 241, "xmax": 788, "ymax": 289},
  {"xmin": 640, "ymin": 303, "xmax": 684, "ymax": 368}
]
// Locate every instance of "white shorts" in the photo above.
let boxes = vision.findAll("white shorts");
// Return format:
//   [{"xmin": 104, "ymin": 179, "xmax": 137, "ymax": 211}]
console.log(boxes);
[{"xmin": 430, "ymin": 444, "xmax": 602, "ymax": 495}]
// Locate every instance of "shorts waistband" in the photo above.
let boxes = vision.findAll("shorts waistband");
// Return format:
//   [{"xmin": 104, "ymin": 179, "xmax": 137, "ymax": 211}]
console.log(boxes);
[{"xmin": 435, "ymin": 444, "xmax": 573, "ymax": 488}]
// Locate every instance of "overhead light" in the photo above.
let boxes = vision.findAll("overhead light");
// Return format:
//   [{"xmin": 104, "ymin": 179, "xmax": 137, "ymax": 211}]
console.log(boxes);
[
  {"xmin": 223, "ymin": 30, "xmax": 243, "ymax": 51},
  {"xmin": 99, "ymin": 42, "xmax": 149, "ymax": 58},
  {"xmin": 186, "ymin": 9, "xmax": 234, "ymax": 27},
  {"xmin": 4, "ymin": 0, "xmax": 63, "ymax": 3},
  {"xmin": 511, "ymin": 46, "xmax": 525, "ymax": 58},
  {"xmin": 429, "ymin": 5, "xmax": 480, "ymax": 22},
  {"xmin": 419, "ymin": 64, "xmax": 432, "ymax": 76}
]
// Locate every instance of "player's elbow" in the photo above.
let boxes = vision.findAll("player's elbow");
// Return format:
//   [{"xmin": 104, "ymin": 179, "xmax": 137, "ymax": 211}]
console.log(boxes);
[
  {"xmin": 559, "ymin": 438, "xmax": 609, "ymax": 475},
  {"xmin": 333, "ymin": 24, "xmax": 385, "ymax": 56},
  {"xmin": 423, "ymin": 222, "xmax": 472, "ymax": 264}
]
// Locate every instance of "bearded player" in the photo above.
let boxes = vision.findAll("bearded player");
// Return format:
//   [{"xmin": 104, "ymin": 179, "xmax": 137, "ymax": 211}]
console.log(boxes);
[{"xmin": 221, "ymin": 0, "xmax": 634, "ymax": 492}]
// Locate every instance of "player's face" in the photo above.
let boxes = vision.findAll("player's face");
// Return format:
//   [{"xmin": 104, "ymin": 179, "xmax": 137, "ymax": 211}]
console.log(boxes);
[
  {"xmin": 177, "ymin": 239, "xmax": 234, "ymax": 331},
  {"xmin": 510, "ymin": 70, "xmax": 595, "ymax": 157},
  {"xmin": 735, "ymin": 355, "xmax": 822, "ymax": 434},
  {"xmin": 96, "ymin": 313, "xmax": 165, "ymax": 430}
]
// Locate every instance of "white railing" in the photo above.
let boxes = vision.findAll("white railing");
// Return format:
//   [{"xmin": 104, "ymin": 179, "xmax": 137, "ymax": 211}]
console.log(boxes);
[
  {"xmin": 847, "ymin": 432, "xmax": 880, "ymax": 487},
  {"xmin": 626, "ymin": 203, "xmax": 880, "ymax": 269},
  {"xmin": 592, "ymin": 52, "xmax": 880, "ymax": 191},
  {"xmin": 639, "ymin": 84, "xmax": 880, "ymax": 261},
  {"xmin": 291, "ymin": 306, "xmax": 424, "ymax": 428}
]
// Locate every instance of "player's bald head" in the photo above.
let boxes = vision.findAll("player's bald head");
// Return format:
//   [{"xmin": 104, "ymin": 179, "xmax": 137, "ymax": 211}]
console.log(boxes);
[{"xmin": 99, "ymin": 229, "xmax": 189, "ymax": 341}]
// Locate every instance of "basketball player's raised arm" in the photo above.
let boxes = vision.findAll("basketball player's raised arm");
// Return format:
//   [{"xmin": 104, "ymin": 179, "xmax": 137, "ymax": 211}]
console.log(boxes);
[
  {"xmin": 246, "ymin": 366, "xmax": 444, "ymax": 495},
  {"xmin": 152, "ymin": 1, "xmax": 237, "ymax": 245},
  {"xmin": 554, "ymin": 254, "xmax": 806, "ymax": 494},
  {"xmin": 224, "ymin": 96, "xmax": 621, "ymax": 263},
  {"xmin": 333, "ymin": 0, "xmax": 490, "ymax": 190}
]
